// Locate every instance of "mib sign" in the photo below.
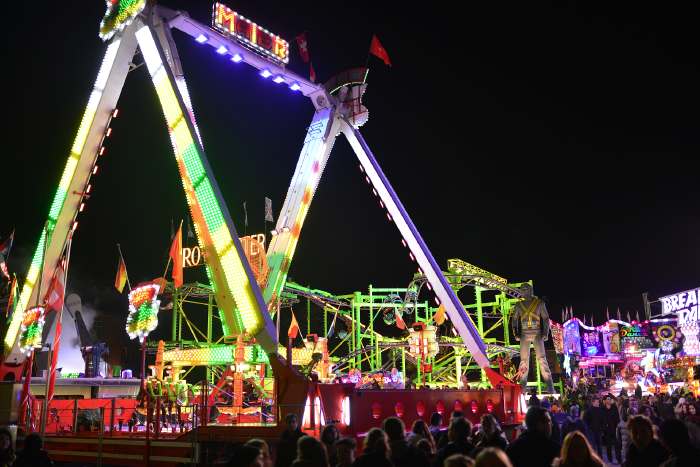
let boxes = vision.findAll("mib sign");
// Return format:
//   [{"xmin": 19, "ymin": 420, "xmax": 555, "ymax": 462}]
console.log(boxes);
[
  {"xmin": 660, "ymin": 287, "xmax": 700, "ymax": 325},
  {"xmin": 183, "ymin": 233, "xmax": 265, "ymax": 268}
]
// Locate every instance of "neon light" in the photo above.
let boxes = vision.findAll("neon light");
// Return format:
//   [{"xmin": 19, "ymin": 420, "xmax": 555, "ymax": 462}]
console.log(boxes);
[
  {"xmin": 125, "ymin": 283, "xmax": 161, "ymax": 342},
  {"xmin": 212, "ymin": 2, "xmax": 289, "ymax": 64},
  {"xmin": 231, "ymin": 53, "xmax": 243, "ymax": 63},
  {"xmin": 216, "ymin": 45, "xmax": 228, "ymax": 55},
  {"xmin": 18, "ymin": 306, "xmax": 46, "ymax": 356},
  {"xmin": 341, "ymin": 396, "xmax": 350, "ymax": 425},
  {"xmin": 260, "ymin": 69, "xmax": 272, "ymax": 78},
  {"xmin": 99, "ymin": 0, "xmax": 146, "ymax": 41},
  {"xmin": 289, "ymin": 82, "xmax": 301, "ymax": 91},
  {"xmin": 273, "ymin": 75, "xmax": 285, "ymax": 84},
  {"xmin": 5, "ymin": 39, "xmax": 122, "ymax": 353},
  {"xmin": 195, "ymin": 34, "xmax": 208, "ymax": 43},
  {"xmin": 136, "ymin": 26, "xmax": 264, "ymax": 336}
]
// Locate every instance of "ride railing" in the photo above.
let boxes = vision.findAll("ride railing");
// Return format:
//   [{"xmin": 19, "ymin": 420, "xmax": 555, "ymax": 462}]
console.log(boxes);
[{"xmin": 24, "ymin": 383, "xmax": 274, "ymax": 437}]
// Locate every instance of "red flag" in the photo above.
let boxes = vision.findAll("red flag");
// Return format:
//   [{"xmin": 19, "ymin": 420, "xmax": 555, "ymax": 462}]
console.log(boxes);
[
  {"xmin": 5, "ymin": 276, "xmax": 16, "ymax": 317},
  {"xmin": 114, "ymin": 255, "xmax": 128, "ymax": 293},
  {"xmin": 45, "ymin": 263, "xmax": 66, "ymax": 312},
  {"xmin": 169, "ymin": 224, "xmax": 183, "ymax": 288},
  {"xmin": 369, "ymin": 35, "xmax": 392, "ymax": 66},
  {"xmin": 288, "ymin": 311, "xmax": 300, "ymax": 339},
  {"xmin": 309, "ymin": 61, "xmax": 316, "ymax": 83},
  {"xmin": 47, "ymin": 309, "xmax": 62, "ymax": 402},
  {"xmin": 395, "ymin": 310, "xmax": 406, "ymax": 330},
  {"xmin": 295, "ymin": 32, "xmax": 310, "ymax": 63}
]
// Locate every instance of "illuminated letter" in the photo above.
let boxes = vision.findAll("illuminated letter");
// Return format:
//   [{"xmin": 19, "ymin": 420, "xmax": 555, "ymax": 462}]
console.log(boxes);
[
  {"xmin": 191, "ymin": 246, "xmax": 201, "ymax": 266},
  {"xmin": 182, "ymin": 247, "xmax": 193, "ymax": 267}
]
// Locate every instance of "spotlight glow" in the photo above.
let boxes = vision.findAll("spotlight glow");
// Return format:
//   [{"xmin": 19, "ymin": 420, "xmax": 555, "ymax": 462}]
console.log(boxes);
[
  {"xmin": 195, "ymin": 34, "xmax": 208, "ymax": 43},
  {"xmin": 272, "ymin": 75, "xmax": 285, "ymax": 84},
  {"xmin": 260, "ymin": 69, "xmax": 272, "ymax": 78},
  {"xmin": 231, "ymin": 53, "xmax": 243, "ymax": 63},
  {"xmin": 216, "ymin": 45, "xmax": 228, "ymax": 55},
  {"xmin": 289, "ymin": 82, "xmax": 301, "ymax": 91}
]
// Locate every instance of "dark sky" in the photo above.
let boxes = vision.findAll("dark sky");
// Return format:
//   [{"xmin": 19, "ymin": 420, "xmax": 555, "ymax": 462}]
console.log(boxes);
[{"xmin": 4, "ymin": 0, "xmax": 700, "ymax": 352}]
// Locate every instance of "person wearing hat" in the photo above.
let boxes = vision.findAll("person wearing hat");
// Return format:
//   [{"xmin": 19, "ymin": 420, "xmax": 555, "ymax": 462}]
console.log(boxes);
[{"xmin": 512, "ymin": 283, "xmax": 555, "ymax": 393}]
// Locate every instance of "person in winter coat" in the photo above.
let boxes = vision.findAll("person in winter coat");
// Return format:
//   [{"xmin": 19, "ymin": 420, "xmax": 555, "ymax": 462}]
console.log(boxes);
[
  {"xmin": 617, "ymin": 407, "xmax": 631, "ymax": 465},
  {"xmin": 505, "ymin": 407, "xmax": 560, "ymax": 467},
  {"xmin": 602, "ymin": 396, "xmax": 620, "ymax": 464},
  {"xmin": 582, "ymin": 398, "xmax": 604, "ymax": 457}
]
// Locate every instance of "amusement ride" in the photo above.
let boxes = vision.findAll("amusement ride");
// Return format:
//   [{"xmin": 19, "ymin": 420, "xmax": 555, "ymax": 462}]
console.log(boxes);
[{"xmin": 14, "ymin": 1, "xmax": 695, "ymax": 465}]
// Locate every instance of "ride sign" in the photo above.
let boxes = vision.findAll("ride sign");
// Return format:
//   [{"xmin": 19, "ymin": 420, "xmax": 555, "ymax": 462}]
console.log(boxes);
[
  {"xmin": 212, "ymin": 2, "xmax": 289, "ymax": 64},
  {"xmin": 660, "ymin": 287, "xmax": 700, "ymax": 325}
]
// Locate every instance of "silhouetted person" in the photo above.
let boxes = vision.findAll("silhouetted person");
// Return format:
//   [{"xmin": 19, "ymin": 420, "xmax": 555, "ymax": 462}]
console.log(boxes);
[
  {"xmin": 624, "ymin": 415, "xmax": 669, "ymax": 467},
  {"xmin": 434, "ymin": 417, "xmax": 475, "ymax": 467},
  {"xmin": 229, "ymin": 444, "xmax": 264, "ymax": 467},
  {"xmin": 352, "ymin": 428, "xmax": 392, "ymax": 467},
  {"xmin": 658, "ymin": 419, "xmax": 699, "ymax": 467},
  {"xmin": 505, "ymin": 406, "xmax": 559, "ymax": 467},
  {"xmin": 13, "ymin": 433, "xmax": 52, "ymax": 467},
  {"xmin": 552, "ymin": 431, "xmax": 604, "ymax": 467},
  {"xmin": 292, "ymin": 436, "xmax": 329, "ymax": 467},
  {"xmin": 276, "ymin": 414, "xmax": 305, "ymax": 467},
  {"xmin": 383, "ymin": 417, "xmax": 429, "ymax": 467}
]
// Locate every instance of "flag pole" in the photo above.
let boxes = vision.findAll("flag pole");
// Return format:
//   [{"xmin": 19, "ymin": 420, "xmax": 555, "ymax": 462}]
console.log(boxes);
[
  {"xmin": 116, "ymin": 243, "xmax": 132, "ymax": 292},
  {"xmin": 41, "ymin": 235, "xmax": 73, "ymax": 434}
]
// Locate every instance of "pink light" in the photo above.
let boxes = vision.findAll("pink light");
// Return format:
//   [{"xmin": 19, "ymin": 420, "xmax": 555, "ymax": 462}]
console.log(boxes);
[
  {"xmin": 359, "ymin": 165, "xmax": 364, "ymax": 173},
  {"xmin": 365, "ymin": 176, "xmax": 371, "ymax": 184},
  {"xmin": 71, "ymin": 221, "xmax": 78, "ymax": 231},
  {"xmin": 112, "ymin": 108, "xmax": 119, "ymax": 118},
  {"xmin": 106, "ymin": 128, "xmax": 112, "ymax": 137},
  {"xmin": 86, "ymin": 184, "xmax": 92, "ymax": 194},
  {"xmin": 372, "ymin": 188, "xmax": 378, "ymax": 197},
  {"xmin": 386, "ymin": 213, "xmax": 392, "ymax": 222},
  {"xmin": 79, "ymin": 203, "xmax": 85, "ymax": 212},
  {"xmin": 99, "ymin": 147, "xmax": 105, "ymax": 156},
  {"xmin": 401, "ymin": 239, "xmax": 407, "ymax": 248},
  {"xmin": 92, "ymin": 166, "xmax": 99, "ymax": 175}
]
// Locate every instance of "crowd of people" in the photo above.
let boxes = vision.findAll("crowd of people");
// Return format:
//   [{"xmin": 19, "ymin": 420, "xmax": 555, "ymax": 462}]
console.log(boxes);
[
  {"xmin": 2, "ymin": 385, "xmax": 700, "ymax": 467},
  {"xmin": 227, "ymin": 386, "xmax": 700, "ymax": 467}
]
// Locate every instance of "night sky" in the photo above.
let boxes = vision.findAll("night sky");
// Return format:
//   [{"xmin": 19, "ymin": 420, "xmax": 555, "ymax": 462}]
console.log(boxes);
[{"xmin": 3, "ymin": 1, "xmax": 699, "ymax": 365}]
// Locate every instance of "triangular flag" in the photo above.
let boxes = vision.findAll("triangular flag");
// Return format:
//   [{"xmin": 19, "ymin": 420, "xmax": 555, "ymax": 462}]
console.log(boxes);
[
  {"xmin": 369, "ymin": 34, "xmax": 392, "ymax": 66},
  {"xmin": 115, "ymin": 255, "xmax": 128, "ymax": 293},
  {"xmin": 434, "ymin": 304, "xmax": 446, "ymax": 325},
  {"xmin": 295, "ymin": 32, "xmax": 310, "ymax": 63},
  {"xmin": 395, "ymin": 310, "xmax": 406, "ymax": 330},
  {"xmin": 152, "ymin": 276, "xmax": 167, "ymax": 293},
  {"xmin": 5, "ymin": 276, "xmax": 17, "ymax": 317},
  {"xmin": 0, "ymin": 230, "xmax": 14, "ymax": 257},
  {"xmin": 45, "ymin": 262, "xmax": 66, "ymax": 312},
  {"xmin": 288, "ymin": 311, "xmax": 300, "ymax": 339},
  {"xmin": 169, "ymin": 224, "xmax": 183, "ymax": 288}
]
